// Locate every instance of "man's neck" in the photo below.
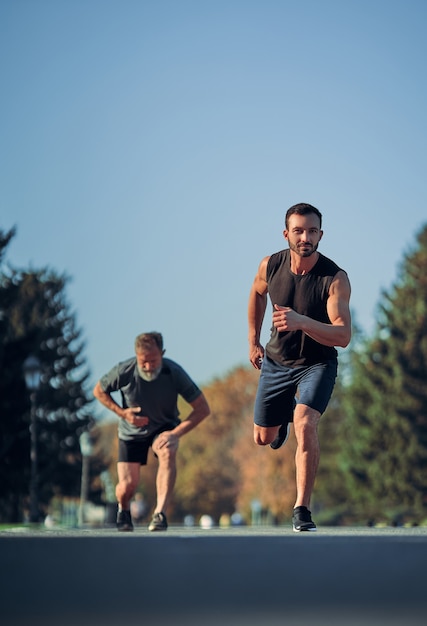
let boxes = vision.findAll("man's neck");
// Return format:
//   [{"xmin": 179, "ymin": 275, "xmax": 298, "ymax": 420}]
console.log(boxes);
[{"xmin": 289, "ymin": 250, "xmax": 319, "ymax": 275}]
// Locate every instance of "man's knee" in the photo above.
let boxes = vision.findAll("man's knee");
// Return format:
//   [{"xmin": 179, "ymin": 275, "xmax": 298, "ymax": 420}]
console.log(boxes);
[
  {"xmin": 116, "ymin": 479, "xmax": 136, "ymax": 500},
  {"xmin": 254, "ymin": 426, "xmax": 275, "ymax": 446},
  {"xmin": 254, "ymin": 435, "xmax": 269, "ymax": 446},
  {"xmin": 293, "ymin": 406, "xmax": 320, "ymax": 440},
  {"xmin": 158, "ymin": 447, "xmax": 177, "ymax": 463},
  {"xmin": 294, "ymin": 405, "xmax": 320, "ymax": 423},
  {"xmin": 152, "ymin": 433, "xmax": 179, "ymax": 459},
  {"xmin": 153, "ymin": 442, "xmax": 178, "ymax": 466},
  {"xmin": 116, "ymin": 463, "xmax": 140, "ymax": 495}
]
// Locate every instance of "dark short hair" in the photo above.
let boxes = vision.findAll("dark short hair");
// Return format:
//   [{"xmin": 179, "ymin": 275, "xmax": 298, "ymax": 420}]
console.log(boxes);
[
  {"xmin": 285, "ymin": 203, "xmax": 322, "ymax": 230},
  {"xmin": 134, "ymin": 332, "xmax": 164, "ymax": 353}
]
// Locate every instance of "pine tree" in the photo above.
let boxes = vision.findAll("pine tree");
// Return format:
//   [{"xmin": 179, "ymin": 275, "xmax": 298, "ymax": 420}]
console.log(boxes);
[
  {"xmin": 315, "ymin": 360, "xmax": 351, "ymax": 521},
  {"xmin": 0, "ymin": 231, "xmax": 95, "ymax": 522},
  {"xmin": 340, "ymin": 224, "xmax": 427, "ymax": 524}
]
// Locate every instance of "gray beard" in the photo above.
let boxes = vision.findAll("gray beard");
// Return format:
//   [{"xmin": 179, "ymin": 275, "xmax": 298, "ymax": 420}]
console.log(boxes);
[{"xmin": 137, "ymin": 366, "xmax": 162, "ymax": 382}]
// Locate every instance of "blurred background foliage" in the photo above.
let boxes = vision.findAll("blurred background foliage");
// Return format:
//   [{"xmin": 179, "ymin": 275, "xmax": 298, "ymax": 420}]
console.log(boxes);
[{"xmin": 1, "ymin": 224, "xmax": 427, "ymax": 526}]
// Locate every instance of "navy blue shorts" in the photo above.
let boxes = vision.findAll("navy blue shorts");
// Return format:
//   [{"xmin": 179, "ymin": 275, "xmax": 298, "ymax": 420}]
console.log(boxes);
[{"xmin": 254, "ymin": 356, "xmax": 338, "ymax": 428}]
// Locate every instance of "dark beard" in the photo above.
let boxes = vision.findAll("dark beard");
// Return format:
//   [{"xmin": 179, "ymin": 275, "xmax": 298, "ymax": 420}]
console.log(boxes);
[{"xmin": 289, "ymin": 241, "xmax": 318, "ymax": 257}]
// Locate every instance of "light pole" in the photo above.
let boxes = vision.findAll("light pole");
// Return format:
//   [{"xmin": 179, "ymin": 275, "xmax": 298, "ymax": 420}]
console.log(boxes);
[
  {"xmin": 23, "ymin": 355, "xmax": 42, "ymax": 524},
  {"xmin": 78, "ymin": 431, "xmax": 93, "ymax": 527}
]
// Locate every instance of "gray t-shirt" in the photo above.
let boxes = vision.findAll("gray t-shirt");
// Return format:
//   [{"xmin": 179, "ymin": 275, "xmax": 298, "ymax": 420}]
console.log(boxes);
[{"xmin": 100, "ymin": 356, "xmax": 202, "ymax": 441}]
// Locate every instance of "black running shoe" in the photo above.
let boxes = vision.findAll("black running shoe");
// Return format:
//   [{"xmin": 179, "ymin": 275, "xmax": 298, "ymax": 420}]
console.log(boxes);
[
  {"xmin": 117, "ymin": 510, "xmax": 134, "ymax": 532},
  {"xmin": 270, "ymin": 422, "xmax": 291, "ymax": 450},
  {"xmin": 292, "ymin": 506, "xmax": 317, "ymax": 532},
  {"xmin": 148, "ymin": 511, "xmax": 168, "ymax": 532}
]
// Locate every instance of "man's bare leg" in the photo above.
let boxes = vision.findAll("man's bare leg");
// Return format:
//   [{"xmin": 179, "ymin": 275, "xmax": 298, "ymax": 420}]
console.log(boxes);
[
  {"xmin": 116, "ymin": 462, "xmax": 140, "ymax": 510},
  {"xmin": 152, "ymin": 437, "xmax": 178, "ymax": 514},
  {"xmin": 293, "ymin": 404, "xmax": 321, "ymax": 509},
  {"xmin": 116, "ymin": 461, "xmax": 140, "ymax": 531}
]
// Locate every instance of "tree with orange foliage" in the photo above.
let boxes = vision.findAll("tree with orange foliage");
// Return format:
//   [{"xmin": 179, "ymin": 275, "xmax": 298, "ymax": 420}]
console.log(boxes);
[{"xmin": 175, "ymin": 366, "xmax": 258, "ymax": 523}]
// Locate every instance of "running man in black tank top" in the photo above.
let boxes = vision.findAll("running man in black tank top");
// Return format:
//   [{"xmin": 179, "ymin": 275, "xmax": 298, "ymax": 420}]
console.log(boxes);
[{"xmin": 248, "ymin": 203, "xmax": 352, "ymax": 531}]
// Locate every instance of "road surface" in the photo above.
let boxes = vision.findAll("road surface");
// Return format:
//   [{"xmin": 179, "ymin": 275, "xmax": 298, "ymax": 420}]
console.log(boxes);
[{"xmin": 1, "ymin": 525, "xmax": 426, "ymax": 625}]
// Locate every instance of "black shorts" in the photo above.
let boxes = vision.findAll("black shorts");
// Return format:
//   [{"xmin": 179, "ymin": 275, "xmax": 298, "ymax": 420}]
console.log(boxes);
[{"xmin": 118, "ymin": 428, "xmax": 174, "ymax": 465}]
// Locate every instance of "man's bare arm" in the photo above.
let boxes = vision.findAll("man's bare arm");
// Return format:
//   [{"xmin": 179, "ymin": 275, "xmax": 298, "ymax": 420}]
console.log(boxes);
[
  {"xmin": 93, "ymin": 381, "xmax": 149, "ymax": 427},
  {"xmin": 273, "ymin": 271, "xmax": 352, "ymax": 348},
  {"xmin": 168, "ymin": 393, "xmax": 210, "ymax": 439},
  {"xmin": 248, "ymin": 256, "xmax": 270, "ymax": 369}
]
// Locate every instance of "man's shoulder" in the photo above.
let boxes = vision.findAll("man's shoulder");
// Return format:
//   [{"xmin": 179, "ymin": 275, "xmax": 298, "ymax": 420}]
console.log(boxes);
[
  {"xmin": 317, "ymin": 252, "xmax": 345, "ymax": 276},
  {"xmin": 162, "ymin": 357, "xmax": 185, "ymax": 374},
  {"xmin": 270, "ymin": 248, "xmax": 288, "ymax": 259},
  {"xmin": 118, "ymin": 356, "xmax": 137, "ymax": 367},
  {"xmin": 115, "ymin": 356, "xmax": 137, "ymax": 375},
  {"xmin": 100, "ymin": 356, "xmax": 136, "ymax": 390},
  {"xmin": 267, "ymin": 249, "xmax": 289, "ymax": 274},
  {"xmin": 162, "ymin": 358, "xmax": 199, "ymax": 390}
]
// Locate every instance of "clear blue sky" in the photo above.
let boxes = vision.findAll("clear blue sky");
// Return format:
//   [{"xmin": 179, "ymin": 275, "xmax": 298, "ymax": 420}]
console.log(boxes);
[{"xmin": 1, "ymin": 1, "xmax": 426, "ymax": 410}]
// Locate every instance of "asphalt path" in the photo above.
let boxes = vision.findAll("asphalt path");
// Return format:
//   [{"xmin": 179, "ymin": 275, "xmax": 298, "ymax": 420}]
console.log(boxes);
[{"xmin": 2, "ymin": 525, "xmax": 427, "ymax": 626}]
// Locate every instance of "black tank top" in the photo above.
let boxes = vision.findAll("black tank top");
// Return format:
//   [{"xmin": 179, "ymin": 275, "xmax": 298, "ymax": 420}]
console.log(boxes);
[{"xmin": 265, "ymin": 249, "xmax": 344, "ymax": 366}]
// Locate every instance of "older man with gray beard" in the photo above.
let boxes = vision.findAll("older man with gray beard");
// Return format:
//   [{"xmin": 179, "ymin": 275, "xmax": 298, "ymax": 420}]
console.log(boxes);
[{"xmin": 93, "ymin": 332, "xmax": 210, "ymax": 532}]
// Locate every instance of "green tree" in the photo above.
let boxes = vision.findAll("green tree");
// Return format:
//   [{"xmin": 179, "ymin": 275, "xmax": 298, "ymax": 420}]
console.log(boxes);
[
  {"xmin": 0, "ymin": 230, "xmax": 95, "ymax": 522},
  {"xmin": 313, "ymin": 320, "xmax": 366, "ymax": 524},
  {"xmin": 339, "ymin": 224, "xmax": 427, "ymax": 524}
]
